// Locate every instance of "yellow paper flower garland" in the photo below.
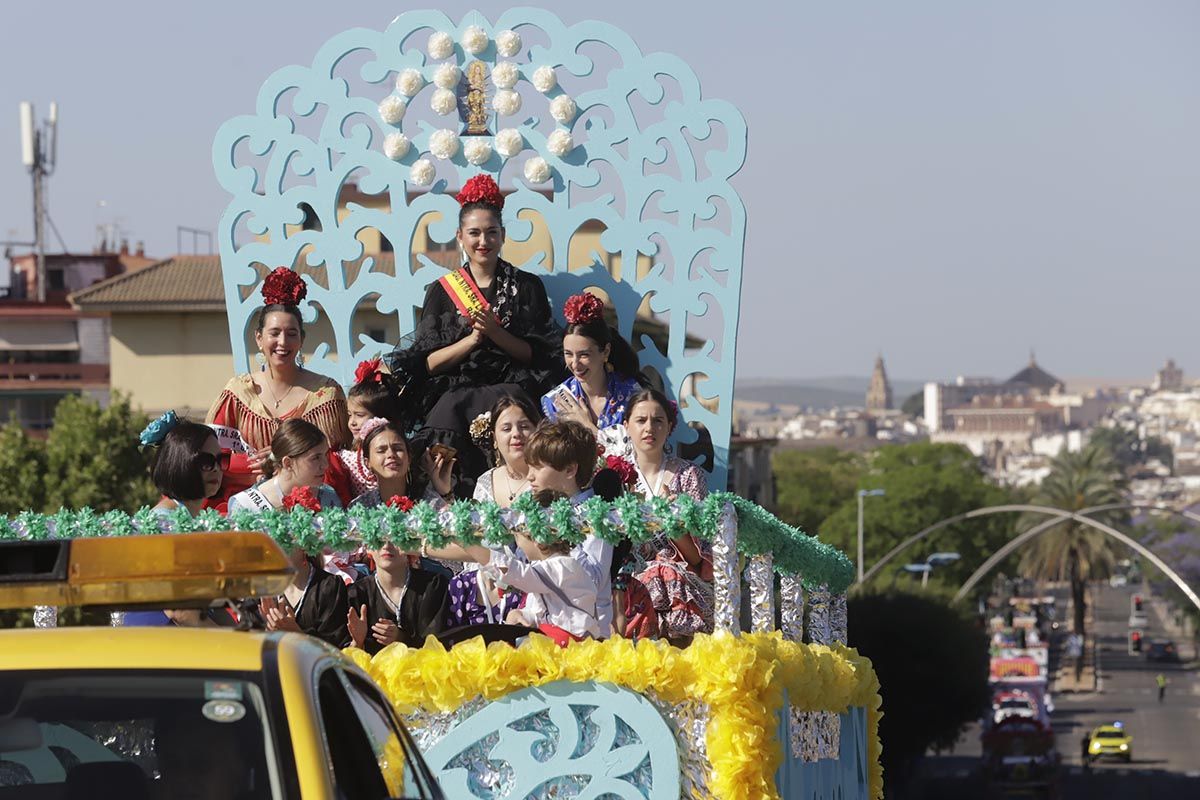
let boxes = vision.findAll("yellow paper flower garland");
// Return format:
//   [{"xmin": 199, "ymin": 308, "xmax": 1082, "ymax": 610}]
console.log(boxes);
[{"xmin": 345, "ymin": 632, "xmax": 883, "ymax": 800}]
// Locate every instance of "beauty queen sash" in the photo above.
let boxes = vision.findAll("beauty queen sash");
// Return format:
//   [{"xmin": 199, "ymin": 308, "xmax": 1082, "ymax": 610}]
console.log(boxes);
[{"xmin": 438, "ymin": 267, "xmax": 490, "ymax": 319}]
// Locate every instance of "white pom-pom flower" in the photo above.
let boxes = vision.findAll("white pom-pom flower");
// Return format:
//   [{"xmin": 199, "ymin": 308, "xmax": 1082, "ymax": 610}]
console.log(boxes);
[
  {"xmin": 546, "ymin": 129, "xmax": 574, "ymax": 158},
  {"xmin": 430, "ymin": 89, "xmax": 457, "ymax": 115},
  {"xmin": 523, "ymin": 156, "xmax": 551, "ymax": 184},
  {"xmin": 410, "ymin": 158, "xmax": 436, "ymax": 186},
  {"xmin": 378, "ymin": 96, "xmax": 407, "ymax": 125},
  {"xmin": 531, "ymin": 66, "xmax": 557, "ymax": 94},
  {"xmin": 496, "ymin": 29, "xmax": 521, "ymax": 57},
  {"xmin": 433, "ymin": 63, "xmax": 460, "ymax": 90},
  {"xmin": 491, "ymin": 61, "xmax": 520, "ymax": 90},
  {"xmin": 395, "ymin": 68, "xmax": 424, "ymax": 97},
  {"xmin": 428, "ymin": 130, "xmax": 460, "ymax": 160},
  {"xmin": 462, "ymin": 25, "xmax": 488, "ymax": 55},
  {"xmin": 383, "ymin": 133, "xmax": 411, "ymax": 161},
  {"xmin": 495, "ymin": 128, "xmax": 524, "ymax": 158},
  {"xmin": 427, "ymin": 31, "xmax": 454, "ymax": 60},
  {"xmin": 493, "ymin": 90, "xmax": 522, "ymax": 116},
  {"xmin": 463, "ymin": 138, "xmax": 493, "ymax": 166},
  {"xmin": 549, "ymin": 95, "xmax": 577, "ymax": 124}
]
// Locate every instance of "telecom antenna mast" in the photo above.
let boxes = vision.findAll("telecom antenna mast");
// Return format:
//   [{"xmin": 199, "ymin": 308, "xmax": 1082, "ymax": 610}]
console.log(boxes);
[{"xmin": 19, "ymin": 101, "xmax": 58, "ymax": 303}]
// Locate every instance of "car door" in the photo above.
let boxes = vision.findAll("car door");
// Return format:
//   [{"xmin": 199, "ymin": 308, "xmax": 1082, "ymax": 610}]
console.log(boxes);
[{"xmin": 312, "ymin": 663, "xmax": 443, "ymax": 800}]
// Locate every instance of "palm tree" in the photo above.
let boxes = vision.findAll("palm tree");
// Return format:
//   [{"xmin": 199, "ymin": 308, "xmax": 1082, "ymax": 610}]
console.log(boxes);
[{"xmin": 1017, "ymin": 445, "xmax": 1128, "ymax": 640}]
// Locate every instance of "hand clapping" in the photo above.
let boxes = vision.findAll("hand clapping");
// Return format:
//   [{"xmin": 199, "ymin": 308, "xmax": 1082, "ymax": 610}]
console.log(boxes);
[{"xmin": 260, "ymin": 596, "xmax": 301, "ymax": 632}]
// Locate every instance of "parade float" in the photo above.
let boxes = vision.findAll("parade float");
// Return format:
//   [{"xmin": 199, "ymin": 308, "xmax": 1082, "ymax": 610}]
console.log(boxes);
[{"xmin": 3, "ymin": 10, "xmax": 883, "ymax": 799}]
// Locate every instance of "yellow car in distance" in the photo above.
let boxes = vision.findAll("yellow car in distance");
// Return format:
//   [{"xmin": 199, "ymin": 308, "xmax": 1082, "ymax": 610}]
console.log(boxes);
[
  {"xmin": 0, "ymin": 532, "xmax": 445, "ymax": 799},
  {"xmin": 1087, "ymin": 722, "xmax": 1133, "ymax": 763}
]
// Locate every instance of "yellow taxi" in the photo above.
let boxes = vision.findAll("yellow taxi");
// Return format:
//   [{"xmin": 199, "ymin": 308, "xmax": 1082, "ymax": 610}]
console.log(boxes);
[
  {"xmin": 0, "ymin": 531, "xmax": 445, "ymax": 799},
  {"xmin": 1087, "ymin": 722, "xmax": 1133, "ymax": 763}
]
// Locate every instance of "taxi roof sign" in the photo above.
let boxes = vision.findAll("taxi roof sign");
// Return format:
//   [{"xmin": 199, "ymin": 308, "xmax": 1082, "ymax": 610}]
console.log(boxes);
[{"xmin": 0, "ymin": 531, "xmax": 293, "ymax": 610}]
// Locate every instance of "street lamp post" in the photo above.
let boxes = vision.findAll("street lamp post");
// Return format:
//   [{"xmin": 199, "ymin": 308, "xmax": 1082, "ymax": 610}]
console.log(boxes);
[
  {"xmin": 857, "ymin": 489, "xmax": 886, "ymax": 584},
  {"xmin": 903, "ymin": 552, "xmax": 961, "ymax": 588}
]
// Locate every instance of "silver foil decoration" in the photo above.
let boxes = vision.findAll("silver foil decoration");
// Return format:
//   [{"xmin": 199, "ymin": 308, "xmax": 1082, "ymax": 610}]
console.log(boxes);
[
  {"xmin": 830, "ymin": 592, "xmax": 848, "ymax": 645},
  {"xmin": 110, "ymin": 611, "xmax": 125, "ymax": 627},
  {"xmin": 746, "ymin": 553, "xmax": 774, "ymax": 633},
  {"xmin": 806, "ymin": 587, "xmax": 844, "ymax": 762},
  {"xmin": 806, "ymin": 585, "xmax": 831, "ymax": 645},
  {"xmin": 711, "ymin": 503, "xmax": 740, "ymax": 634},
  {"xmin": 646, "ymin": 692, "xmax": 710, "ymax": 799},
  {"xmin": 780, "ymin": 574, "xmax": 804, "ymax": 643},
  {"xmin": 33, "ymin": 605, "xmax": 57, "ymax": 628},
  {"xmin": 404, "ymin": 698, "xmax": 489, "ymax": 752}
]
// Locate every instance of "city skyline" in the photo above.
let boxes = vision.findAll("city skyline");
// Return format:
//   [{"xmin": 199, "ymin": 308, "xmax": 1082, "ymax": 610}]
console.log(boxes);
[{"xmin": 2, "ymin": 1, "xmax": 1198, "ymax": 381}]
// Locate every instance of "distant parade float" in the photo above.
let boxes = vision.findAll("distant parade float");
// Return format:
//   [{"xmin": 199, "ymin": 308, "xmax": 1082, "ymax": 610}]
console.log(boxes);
[{"xmin": 5, "ymin": 9, "xmax": 884, "ymax": 798}]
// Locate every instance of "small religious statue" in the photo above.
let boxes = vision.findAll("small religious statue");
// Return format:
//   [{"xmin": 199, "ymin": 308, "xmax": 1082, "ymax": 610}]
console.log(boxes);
[{"xmin": 460, "ymin": 60, "xmax": 491, "ymax": 136}]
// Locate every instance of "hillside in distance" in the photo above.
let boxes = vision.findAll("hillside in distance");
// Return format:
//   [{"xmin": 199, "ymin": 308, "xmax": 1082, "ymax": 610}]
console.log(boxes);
[{"xmin": 734, "ymin": 376, "xmax": 926, "ymax": 410}]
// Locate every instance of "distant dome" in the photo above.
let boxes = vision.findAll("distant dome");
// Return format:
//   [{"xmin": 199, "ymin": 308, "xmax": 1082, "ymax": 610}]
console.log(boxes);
[{"xmin": 1005, "ymin": 352, "xmax": 1062, "ymax": 392}]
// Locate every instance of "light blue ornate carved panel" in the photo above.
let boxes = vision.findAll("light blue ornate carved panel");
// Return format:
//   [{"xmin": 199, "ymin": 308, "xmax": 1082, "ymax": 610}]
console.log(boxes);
[
  {"xmin": 776, "ymin": 705, "xmax": 869, "ymax": 800},
  {"xmin": 422, "ymin": 680, "xmax": 680, "ymax": 799},
  {"xmin": 212, "ymin": 9, "xmax": 747, "ymax": 486}
]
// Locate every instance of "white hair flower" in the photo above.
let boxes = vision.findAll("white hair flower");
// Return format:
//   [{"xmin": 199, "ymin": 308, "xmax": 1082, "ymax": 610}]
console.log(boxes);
[
  {"xmin": 496, "ymin": 29, "xmax": 521, "ymax": 57},
  {"xmin": 378, "ymin": 96, "xmax": 407, "ymax": 125},
  {"xmin": 549, "ymin": 95, "xmax": 577, "ymax": 124},
  {"xmin": 531, "ymin": 65, "xmax": 557, "ymax": 94},
  {"xmin": 427, "ymin": 31, "xmax": 454, "ymax": 60},
  {"xmin": 463, "ymin": 138, "xmax": 493, "ymax": 166},
  {"xmin": 410, "ymin": 158, "xmax": 436, "ymax": 186},
  {"xmin": 523, "ymin": 156, "xmax": 551, "ymax": 184},
  {"xmin": 395, "ymin": 68, "xmax": 424, "ymax": 97},
  {"xmin": 461, "ymin": 25, "xmax": 488, "ymax": 55},
  {"xmin": 383, "ymin": 133, "xmax": 411, "ymax": 160},
  {"xmin": 546, "ymin": 129, "xmax": 574, "ymax": 158},
  {"xmin": 495, "ymin": 128, "xmax": 524, "ymax": 158},
  {"xmin": 433, "ymin": 63, "xmax": 461, "ymax": 90},
  {"xmin": 430, "ymin": 88, "xmax": 457, "ymax": 115},
  {"xmin": 493, "ymin": 90, "xmax": 522, "ymax": 116},
  {"xmin": 428, "ymin": 129, "xmax": 460, "ymax": 160},
  {"xmin": 491, "ymin": 61, "xmax": 520, "ymax": 90}
]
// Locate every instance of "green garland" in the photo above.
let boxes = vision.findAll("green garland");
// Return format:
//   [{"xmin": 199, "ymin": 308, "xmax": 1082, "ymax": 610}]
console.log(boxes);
[{"xmin": 0, "ymin": 493, "xmax": 856, "ymax": 592}]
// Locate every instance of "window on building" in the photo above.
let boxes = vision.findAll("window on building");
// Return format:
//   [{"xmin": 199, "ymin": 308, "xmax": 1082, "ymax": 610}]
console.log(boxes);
[{"xmin": 46, "ymin": 269, "xmax": 66, "ymax": 291}]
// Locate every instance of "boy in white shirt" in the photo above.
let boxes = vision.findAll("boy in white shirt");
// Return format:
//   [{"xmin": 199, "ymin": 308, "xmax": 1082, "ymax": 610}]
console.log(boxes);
[{"xmin": 482, "ymin": 489, "xmax": 600, "ymax": 643}]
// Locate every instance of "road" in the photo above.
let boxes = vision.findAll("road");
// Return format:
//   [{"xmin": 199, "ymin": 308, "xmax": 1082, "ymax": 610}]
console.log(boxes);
[
  {"xmin": 912, "ymin": 582, "xmax": 1200, "ymax": 799},
  {"xmin": 1051, "ymin": 582, "xmax": 1200, "ymax": 797}
]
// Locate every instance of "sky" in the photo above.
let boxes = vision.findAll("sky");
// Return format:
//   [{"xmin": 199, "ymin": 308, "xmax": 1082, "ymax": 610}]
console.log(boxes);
[{"xmin": 2, "ymin": 1, "xmax": 1199, "ymax": 383}]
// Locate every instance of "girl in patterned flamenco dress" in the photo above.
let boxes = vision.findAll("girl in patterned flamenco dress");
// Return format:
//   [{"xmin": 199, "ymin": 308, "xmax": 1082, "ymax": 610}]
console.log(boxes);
[{"xmin": 205, "ymin": 267, "xmax": 351, "ymax": 512}]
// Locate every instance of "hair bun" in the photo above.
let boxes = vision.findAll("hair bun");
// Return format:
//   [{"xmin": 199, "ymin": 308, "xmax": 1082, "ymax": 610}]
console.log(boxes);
[
  {"xmin": 456, "ymin": 174, "xmax": 505, "ymax": 210},
  {"xmin": 262, "ymin": 267, "xmax": 307, "ymax": 306},
  {"xmin": 563, "ymin": 292, "xmax": 605, "ymax": 325}
]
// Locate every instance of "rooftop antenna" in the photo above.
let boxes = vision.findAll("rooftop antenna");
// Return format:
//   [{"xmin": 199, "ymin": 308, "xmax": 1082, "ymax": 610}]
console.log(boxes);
[{"xmin": 19, "ymin": 100, "xmax": 58, "ymax": 303}]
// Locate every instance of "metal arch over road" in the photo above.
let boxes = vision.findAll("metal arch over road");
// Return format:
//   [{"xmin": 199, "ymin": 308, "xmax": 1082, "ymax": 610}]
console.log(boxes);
[
  {"xmin": 952, "ymin": 510, "xmax": 1200, "ymax": 613},
  {"xmin": 859, "ymin": 502, "xmax": 1200, "ymax": 585},
  {"xmin": 860, "ymin": 504, "xmax": 1075, "ymax": 585}
]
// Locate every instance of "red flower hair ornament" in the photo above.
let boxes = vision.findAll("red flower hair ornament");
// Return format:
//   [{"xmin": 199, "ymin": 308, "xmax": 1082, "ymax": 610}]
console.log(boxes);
[
  {"xmin": 386, "ymin": 495, "xmax": 416, "ymax": 512},
  {"xmin": 354, "ymin": 358, "xmax": 384, "ymax": 385},
  {"xmin": 563, "ymin": 292, "xmax": 605, "ymax": 325},
  {"xmin": 261, "ymin": 267, "xmax": 307, "ymax": 307},
  {"xmin": 282, "ymin": 485, "xmax": 322, "ymax": 513},
  {"xmin": 456, "ymin": 174, "xmax": 505, "ymax": 210},
  {"xmin": 604, "ymin": 455, "xmax": 638, "ymax": 487}
]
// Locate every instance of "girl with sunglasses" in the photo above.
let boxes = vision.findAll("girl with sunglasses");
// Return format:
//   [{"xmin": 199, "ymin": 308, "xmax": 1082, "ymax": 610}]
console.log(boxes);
[{"xmin": 141, "ymin": 413, "xmax": 225, "ymax": 517}]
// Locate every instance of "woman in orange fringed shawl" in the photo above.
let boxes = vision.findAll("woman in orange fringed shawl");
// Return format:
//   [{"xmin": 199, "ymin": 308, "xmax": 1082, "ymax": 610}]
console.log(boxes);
[{"xmin": 205, "ymin": 268, "xmax": 352, "ymax": 512}]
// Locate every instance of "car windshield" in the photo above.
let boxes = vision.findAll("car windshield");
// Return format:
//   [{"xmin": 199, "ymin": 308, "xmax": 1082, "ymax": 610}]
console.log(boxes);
[
  {"xmin": 1000, "ymin": 699, "xmax": 1031, "ymax": 709},
  {"xmin": 0, "ymin": 671, "xmax": 281, "ymax": 799},
  {"xmin": 1095, "ymin": 730, "xmax": 1125, "ymax": 739}
]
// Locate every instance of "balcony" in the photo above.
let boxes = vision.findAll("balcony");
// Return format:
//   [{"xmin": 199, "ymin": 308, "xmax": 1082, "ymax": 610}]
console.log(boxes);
[{"xmin": 0, "ymin": 362, "xmax": 110, "ymax": 391}]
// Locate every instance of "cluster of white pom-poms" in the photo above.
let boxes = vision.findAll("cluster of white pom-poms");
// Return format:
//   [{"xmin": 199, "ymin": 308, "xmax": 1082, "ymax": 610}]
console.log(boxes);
[{"xmin": 374, "ymin": 26, "xmax": 579, "ymax": 186}]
